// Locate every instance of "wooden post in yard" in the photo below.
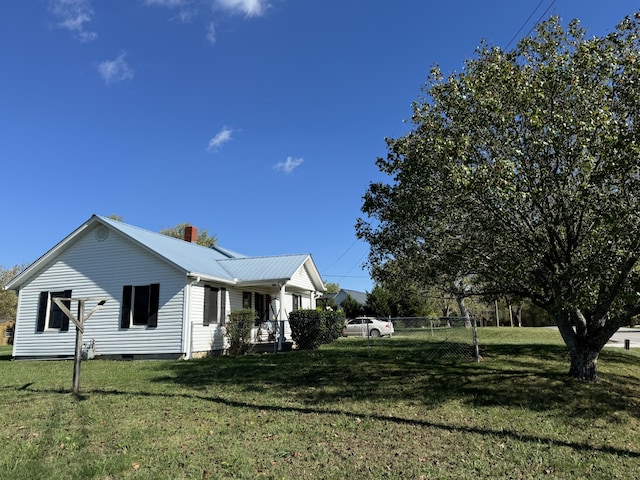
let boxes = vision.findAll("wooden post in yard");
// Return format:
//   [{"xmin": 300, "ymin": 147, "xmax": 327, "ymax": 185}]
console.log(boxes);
[
  {"xmin": 72, "ymin": 300, "xmax": 84, "ymax": 393},
  {"xmin": 52, "ymin": 297, "xmax": 106, "ymax": 394}
]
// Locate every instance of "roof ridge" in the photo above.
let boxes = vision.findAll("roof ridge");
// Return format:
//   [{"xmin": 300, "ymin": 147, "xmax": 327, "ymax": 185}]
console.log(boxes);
[
  {"xmin": 97, "ymin": 215, "xmax": 234, "ymax": 253},
  {"xmin": 218, "ymin": 253, "xmax": 309, "ymax": 261}
]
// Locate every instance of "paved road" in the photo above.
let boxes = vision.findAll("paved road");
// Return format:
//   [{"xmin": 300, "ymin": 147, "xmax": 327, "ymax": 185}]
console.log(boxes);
[{"xmin": 606, "ymin": 327, "xmax": 640, "ymax": 349}]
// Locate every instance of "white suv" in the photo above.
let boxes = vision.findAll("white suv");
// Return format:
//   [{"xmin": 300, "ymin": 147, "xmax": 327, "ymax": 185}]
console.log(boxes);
[{"xmin": 342, "ymin": 317, "xmax": 394, "ymax": 338}]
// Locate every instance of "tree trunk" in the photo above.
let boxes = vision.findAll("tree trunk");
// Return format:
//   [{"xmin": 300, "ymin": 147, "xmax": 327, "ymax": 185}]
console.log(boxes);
[
  {"xmin": 456, "ymin": 296, "xmax": 472, "ymax": 328},
  {"xmin": 553, "ymin": 309, "xmax": 602, "ymax": 381},
  {"xmin": 568, "ymin": 346, "xmax": 599, "ymax": 381},
  {"xmin": 514, "ymin": 304, "xmax": 523, "ymax": 327}
]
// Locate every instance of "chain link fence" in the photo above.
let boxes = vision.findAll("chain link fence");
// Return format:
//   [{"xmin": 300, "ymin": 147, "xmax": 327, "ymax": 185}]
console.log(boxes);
[
  {"xmin": 391, "ymin": 317, "xmax": 482, "ymax": 362},
  {"xmin": 337, "ymin": 316, "xmax": 481, "ymax": 362}
]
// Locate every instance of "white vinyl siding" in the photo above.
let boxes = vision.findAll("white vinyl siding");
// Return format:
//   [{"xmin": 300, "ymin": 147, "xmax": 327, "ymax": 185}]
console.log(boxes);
[
  {"xmin": 189, "ymin": 284, "xmax": 227, "ymax": 353},
  {"xmin": 13, "ymin": 226, "xmax": 186, "ymax": 358},
  {"xmin": 289, "ymin": 264, "xmax": 315, "ymax": 291}
]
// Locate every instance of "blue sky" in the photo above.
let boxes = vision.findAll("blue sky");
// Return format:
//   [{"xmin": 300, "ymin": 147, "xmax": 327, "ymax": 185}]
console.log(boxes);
[{"xmin": 0, "ymin": 1, "xmax": 635, "ymax": 293}]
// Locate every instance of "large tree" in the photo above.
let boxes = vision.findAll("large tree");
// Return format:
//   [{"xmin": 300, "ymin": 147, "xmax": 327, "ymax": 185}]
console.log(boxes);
[{"xmin": 357, "ymin": 14, "xmax": 640, "ymax": 381}]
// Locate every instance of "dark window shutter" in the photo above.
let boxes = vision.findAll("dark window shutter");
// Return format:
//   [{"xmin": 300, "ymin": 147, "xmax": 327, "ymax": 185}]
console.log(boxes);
[
  {"xmin": 37, "ymin": 292, "xmax": 48, "ymax": 332},
  {"xmin": 148, "ymin": 283, "xmax": 160, "ymax": 328},
  {"xmin": 121, "ymin": 285, "xmax": 132, "ymax": 329},
  {"xmin": 60, "ymin": 290, "xmax": 72, "ymax": 331},
  {"xmin": 203, "ymin": 286, "xmax": 211, "ymax": 326},
  {"xmin": 220, "ymin": 288, "xmax": 227, "ymax": 325}
]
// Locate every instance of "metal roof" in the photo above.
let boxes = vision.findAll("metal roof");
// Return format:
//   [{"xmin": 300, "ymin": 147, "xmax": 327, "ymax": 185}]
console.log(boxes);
[
  {"xmin": 5, "ymin": 215, "xmax": 324, "ymax": 291},
  {"xmin": 219, "ymin": 254, "xmax": 311, "ymax": 283},
  {"xmin": 98, "ymin": 216, "xmax": 237, "ymax": 281}
]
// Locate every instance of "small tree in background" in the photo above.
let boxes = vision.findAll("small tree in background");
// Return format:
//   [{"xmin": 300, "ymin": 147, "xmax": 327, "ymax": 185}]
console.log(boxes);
[
  {"xmin": 160, "ymin": 223, "xmax": 217, "ymax": 247},
  {"xmin": 1, "ymin": 265, "xmax": 24, "ymax": 322},
  {"xmin": 340, "ymin": 295, "xmax": 364, "ymax": 319},
  {"xmin": 324, "ymin": 282, "xmax": 340, "ymax": 294}
]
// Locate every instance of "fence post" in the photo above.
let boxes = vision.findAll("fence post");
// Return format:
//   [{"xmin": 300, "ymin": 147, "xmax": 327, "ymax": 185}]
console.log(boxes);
[{"xmin": 472, "ymin": 317, "xmax": 480, "ymax": 362}]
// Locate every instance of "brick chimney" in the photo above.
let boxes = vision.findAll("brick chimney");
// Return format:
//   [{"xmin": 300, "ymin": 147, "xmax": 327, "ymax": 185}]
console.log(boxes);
[{"xmin": 184, "ymin": 225, "xmax": 197, "ymax": 243}]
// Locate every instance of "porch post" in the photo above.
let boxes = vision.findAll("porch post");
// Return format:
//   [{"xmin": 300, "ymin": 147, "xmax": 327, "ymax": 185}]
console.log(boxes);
[
  {"xmin": 309, "ymin": 290, "xmax": 316, "ymax": 309},
  {"xmin": 278, "ymin": 284, "xmax": 286, "ymax": 351}
]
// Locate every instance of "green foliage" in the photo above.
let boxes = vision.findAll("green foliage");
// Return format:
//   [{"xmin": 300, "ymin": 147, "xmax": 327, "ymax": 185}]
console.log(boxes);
[
  {"xmin": 160, "ymin": 223, "xmax": 217, "ymax": 247},
  {"xmin": 339, "ymin": 294, "xmax": 363, "ymax": 318},
  {"xmin": 357, "ymin": 14, "xmax": 640, "ymax": 380},
  {"xmin": 289, "ymin": 309, "xmax": 346, "ymax": 350},
  {"xmin": 364, "ymin": 284, "xmax": 439, "ymax": 318},
  {"xmin": 0, "ymin": 265, "xmax": 23, "ymax": 321},
  {"xmin": 324, "ymin": 282, "xmax": 340, "ymax": 294},
  {"xmin": 324, "ymin": 310, "xmax": 346, "ymax": 342},
  {"xmin": 225, "ymin": 309, "xmax": 255, "ymax": 355},
  {"xmin": 365, "ymin": 285, "xmax": 393, "ymax": 317}
]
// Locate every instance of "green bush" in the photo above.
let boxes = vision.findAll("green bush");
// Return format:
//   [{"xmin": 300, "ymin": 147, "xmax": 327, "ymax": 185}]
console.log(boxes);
[
  {"xmin": 324, "ymin": 310, "xmax": 346, "ymax": 342},
  {"xmin": 289, "ymin": 309, "xmax": 346, "ymax": 350},
  {"xmin": 226, "ymin": 309, "xmax": 255, "ymax": 355}
]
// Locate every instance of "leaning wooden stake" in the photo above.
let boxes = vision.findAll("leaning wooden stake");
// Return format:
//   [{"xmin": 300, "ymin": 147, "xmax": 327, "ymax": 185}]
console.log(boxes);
[{"xmin": 52, "ymin": 297, "xmax": 106, "ymax": 394}]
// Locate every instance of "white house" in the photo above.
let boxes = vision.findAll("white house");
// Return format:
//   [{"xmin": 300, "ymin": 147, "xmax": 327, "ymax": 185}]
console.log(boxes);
[{"xmin": 4, "ymin": 215, "xmax": 326, "ymax": 360}]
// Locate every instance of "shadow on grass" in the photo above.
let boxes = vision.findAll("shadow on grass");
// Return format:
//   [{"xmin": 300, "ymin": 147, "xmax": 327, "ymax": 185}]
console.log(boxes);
[
  {"xmin": 0, "ymin": 346, "xmax": 13, "ymax": 362},
  {"xmin": 11, "ymin": 382, "xmax": 640, "ymax": 460},
  {"xmin": 151, "ymin": 338, "xmax": 640, "ymax": 422}
]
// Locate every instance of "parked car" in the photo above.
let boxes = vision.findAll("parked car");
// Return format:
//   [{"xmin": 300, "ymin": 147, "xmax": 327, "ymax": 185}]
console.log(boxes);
[{"xmin": 342, "ymin": 317, "xmax": 394, "ymax": 338}]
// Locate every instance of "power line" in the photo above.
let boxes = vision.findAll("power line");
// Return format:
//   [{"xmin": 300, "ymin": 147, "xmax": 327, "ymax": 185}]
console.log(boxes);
[
  {"xmin": 523, "ymin": 0, "xmax": 557, "ymax": 38},
  {"xmin": 320, "ymin": 238, "xmax": 359, "ymax": 271},
  {"xmin": 505, "ymin": 0, "xmax": 556, "ymax": 50},
  {"xmin": 322, "ymin": 250, "xmax": 370, "ymax": 286},
  {"xmin": 322, "ymin": 274, "xmax": 370, "ymax": 279}
]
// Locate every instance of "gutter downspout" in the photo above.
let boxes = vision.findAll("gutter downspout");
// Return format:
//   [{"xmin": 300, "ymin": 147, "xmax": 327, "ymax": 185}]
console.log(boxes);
[{"xmin": 184, "ymin": 276, "xmax": 200, "ymax": 360}]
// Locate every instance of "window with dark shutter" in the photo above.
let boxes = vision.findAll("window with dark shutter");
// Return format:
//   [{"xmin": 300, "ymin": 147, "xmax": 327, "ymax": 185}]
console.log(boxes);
[
  {"xmin": 121, "ymin": 284, "xmax": 160, "ymax": 328},
  {"xmin": 36, "ymin": 290, "xmax": 72, "ymax": 332},
  {"xmin": 203, "ymin": 286, "xmax": 219, "ymax": 326}
]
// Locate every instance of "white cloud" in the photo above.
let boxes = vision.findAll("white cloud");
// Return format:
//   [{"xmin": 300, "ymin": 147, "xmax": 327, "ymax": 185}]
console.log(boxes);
[
  {"xmin": 144, "ymin": 0, "xmax": 187, "ymax": 6},
  {"xmin": 49, "ymin": 0, "xmax": 97, "ymax": 42},
  {"xmin": 274, "ymin": 156, "xmax": 304, "ymax": 174},
  {"xmin": 97, "ymin": 53, "xmax": 135, "ymax": 85},
  {"xmin": 206, "ymin": 22, "xmax": 216, "ymax": 44},
  {"xmin": 214, "ymin": 0, "xmax": 269, "ymax": 17},
  {"xmin": 144, "ymin": 0, "xmax": 269, "ymax": 18},
  {"xmin": 174, "ymin": 8, "xmax": 198, "ymax": 23},
  {"xmin": 207, "ymin": 127, "xmax": 233, "ymax": 152},
  {"xmin": 143, "ymin": 0, "xmax": 269, "ymax": 45}
]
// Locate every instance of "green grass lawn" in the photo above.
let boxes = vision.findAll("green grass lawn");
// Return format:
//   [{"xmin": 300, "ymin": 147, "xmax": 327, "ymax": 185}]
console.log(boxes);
[{"xmin": 0, "ymin": 328, "xmax": 638, "ymax": 479}]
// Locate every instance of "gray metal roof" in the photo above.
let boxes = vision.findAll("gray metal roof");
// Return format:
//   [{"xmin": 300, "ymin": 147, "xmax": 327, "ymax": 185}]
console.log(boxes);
[
  {"xmin": 219, "ymin": 254, "xmax": 311, "ymax": 283},
  {"xmin": 98, "ymin": 216, "xmax": 237, "ymax": 280},
  {"xmin": 6, "ymin": 215, "xmax": 324, "ymax": 290},
  {"xmin": 98, "ymin": 216, "xmax": 318, "ymax": 285}
]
